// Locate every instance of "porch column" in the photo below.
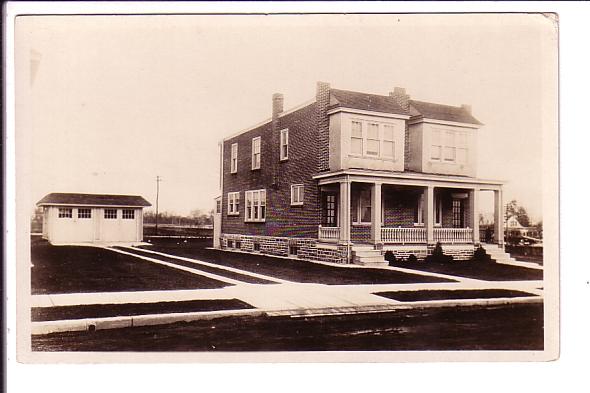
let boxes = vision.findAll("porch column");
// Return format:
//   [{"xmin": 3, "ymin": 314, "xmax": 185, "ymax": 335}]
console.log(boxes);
[
  {"xmin": 424, "ymin": 185, "xmax": 435, "ymax": 245},
  {"xmin": 371, "ymin": 182, "xmax": 382, "ymax": 245},
  {"xmin": 493, "ymin": 188, "xmax": 505, "ymax": 247},
  {"xmin": 469, "ymin": 188, "xmax": 480, "ymax": 245},
  {"xmin": 339, "ymin": 180, "xmax": 351, "ymax": 243}
]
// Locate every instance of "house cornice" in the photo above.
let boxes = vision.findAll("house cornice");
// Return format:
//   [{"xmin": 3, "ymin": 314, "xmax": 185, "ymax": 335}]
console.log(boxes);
[
  {"xmin": 327, "ymin": 107, "xmax": 411, "ymax": 120},
  {"xmin": 37, "ymin": 203, "xmax": 148, "ymax": 208},
  {"xmin": 313, "ymin": 169, "xmax": 504, "ymax": 190},
  {"xmin": 408, "ymin": 117, "xmax": 482, "ymax": 129}
]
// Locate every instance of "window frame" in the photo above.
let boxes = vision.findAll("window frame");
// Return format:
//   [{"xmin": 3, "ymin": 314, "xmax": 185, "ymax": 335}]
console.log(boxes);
[
  {"xmin": 77, "ymin": 208, "xmax": 92, "ymax": 219},
  {"xmin": 227, "ymin": 192, "xmax": 240, "ymax": 216},
  {"xmin": 122, "ymin": 209, "xmax": 135, "ymax": 220},
  {"xmin": 58, "ymin": 208, "xmax": 72, "ymax": 218},
  {"xmin": 104, "ymin": 209, "xmax": 118, "ymax": 219},
  {"xmin": 355, "ymin": 189, "xmax": 372, "ymax": 225},
  {"xmin": 431, "ymin": 128, "xmax": 469, "ymax": 164},
  {"xmin": 280, "ymin": 128, "xmax": 289, "ymax": 161},
  {"xmin": 230, "ymin": 143, "xmax": 238, "ymax": 174},
  {"xmin": 245, "ymin": 189, "xmax": 266, "ymax": 222},
  {"xmin": 290, "ymin": 184, "xmax": 304, "ymax": 206},
  {"xmin": 350, "ymin": 119, "xmax": 398, "ymax": 160},
  {"xmin": 414, "ymin": 194, "xmax": 424, "ymax": 226},
  {"xmin": 251, "ymin": 136, "xmax": 261, "ymax": 170}
]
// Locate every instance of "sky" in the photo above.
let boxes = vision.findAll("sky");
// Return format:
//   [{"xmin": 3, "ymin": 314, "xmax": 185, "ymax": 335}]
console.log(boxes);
[{"xmin": 16, "ymin": 14, "xmax": 556, "ymax": 221}]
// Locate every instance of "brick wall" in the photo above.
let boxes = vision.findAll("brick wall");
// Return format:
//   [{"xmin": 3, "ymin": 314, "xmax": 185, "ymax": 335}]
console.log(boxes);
[{"xmin": 221, "ymin": 102, "xmax": 320, "ymax": 238}]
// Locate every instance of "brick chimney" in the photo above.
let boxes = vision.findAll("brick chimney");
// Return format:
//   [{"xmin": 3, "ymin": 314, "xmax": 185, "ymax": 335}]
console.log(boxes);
[
  {"xmin": 271, "ymin": 93, "xmax": 284, "ymax": 188},
  {"xmin": 461, "ymin": 104, "xmax": 472, "ymax": 114},
  {"xmin": 389, "ymin": 87, "xmax": 410, "ymax": 112},
  {"xmin": 316, "ymin": 81, "xmax": 330, "ymax": 172},
  {"xmin": 272, "ymin": 93, "xmax": 284, "ymax": 119}
]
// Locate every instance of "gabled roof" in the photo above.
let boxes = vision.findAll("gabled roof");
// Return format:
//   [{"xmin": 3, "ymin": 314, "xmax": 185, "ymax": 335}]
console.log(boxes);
[
  {"xmin": 329, "ymin": 89, "xmax": 409, "ymax": 116},
  {"xmin": 410, "ymin": 100, "xmax": 483, "ymax": 125},
  {"xmin": 37, "ymin": 193, "xmax": 151, "ymax": 207}
]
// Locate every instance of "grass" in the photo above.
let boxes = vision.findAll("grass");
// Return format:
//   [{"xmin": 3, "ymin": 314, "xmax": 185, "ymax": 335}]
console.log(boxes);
[
  {"xmin": 31, "ymin": 238, "xmax": 230, "ymax": 294},
  {"xmin": 375, "ymin": 289, "xmax": 538, "ymax": 302},
  {"xmin": 32, "ymin": 299, "xmax": 253, "ymax": 322},
  {"xmin": 31, "ymin": 303, "xmax": 543, "ymax": 351},
  {"xmin": 116, "ymin": 247, "xmax": 276, "ymax": 284},
  {"xmin": 390, "ymin": 259, "xmax": 543, "ymax": 281},
  {"xmin": 141, "ymin": 238, "xmax": 454, "ymax": 285}
]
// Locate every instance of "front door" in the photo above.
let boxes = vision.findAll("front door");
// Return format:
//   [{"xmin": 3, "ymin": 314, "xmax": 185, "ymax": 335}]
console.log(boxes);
[
  {"xmin": 452, "ymin": 199, "xmax": 465, "ymax": 228},
  {"xmin": 322, "ymin": 193, "xmax": 338, "ymax": 227}
]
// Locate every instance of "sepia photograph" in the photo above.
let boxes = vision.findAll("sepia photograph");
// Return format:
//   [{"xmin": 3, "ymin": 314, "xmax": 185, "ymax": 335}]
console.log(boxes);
[{"xmin": 10, "ymin": 9, "xmax": 558, "ymax": 363}]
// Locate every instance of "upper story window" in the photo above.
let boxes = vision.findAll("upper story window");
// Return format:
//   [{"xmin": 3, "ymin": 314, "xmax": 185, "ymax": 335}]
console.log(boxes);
[
  {"xmin": 280, "ymin": 129, "xmax": 289, "ymax": 161},
  {"xmin": 230, "ymin": 143, "xmax": 238, "ymax": 173},
  {"xmin": 431, "ymin": 129, "xmax": 469, "ymax": 164},
  {"xmin": 216, "ymin": 199, "xmax": 222, "ymax": 214},
  {"xmin": 58, "ymin": 208, "xmax": 72, "ymax": 218},
  {"xmin": 350, "ymin": 119, "xmax": 398, "ymax": 160},
  {"xmin": 291, "ymin": 184, "xmax": 304, "ymax": 206},
  {"xmin": 78, "ymin": 208, "xmax": 91, "ymax": 219},
  {"xmin": 351, "ymin": 121, "xmax": 363, "ymax": 155},
  {"xmin": 122, "ymin": 209, "xmax": 135, "ymax": 219},
  {"xmin": 104, "ymin": 209, "xmax": 117, "ymax": 219},
  {"xmin": 252, "ymin": 137, "xmax": 261, "ymax": 170},
  {"xmin": 227, "ymin": 192, "xmax": 240, "ymax": 215},
  {"xmin": 245, "ymin": 189, "xmax": 266, "ymax": 222}
]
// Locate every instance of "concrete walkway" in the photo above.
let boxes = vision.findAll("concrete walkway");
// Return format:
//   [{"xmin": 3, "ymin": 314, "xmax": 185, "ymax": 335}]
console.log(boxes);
[{"xmin": 30, "ymin": 247, "xmax": 545, "ymax": 334}]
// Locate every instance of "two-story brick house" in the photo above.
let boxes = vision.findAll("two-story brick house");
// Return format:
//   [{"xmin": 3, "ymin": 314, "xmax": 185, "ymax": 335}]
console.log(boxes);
[{"xmin": 215, "ymin": 82, "xmax": 504, "ymax": 265}]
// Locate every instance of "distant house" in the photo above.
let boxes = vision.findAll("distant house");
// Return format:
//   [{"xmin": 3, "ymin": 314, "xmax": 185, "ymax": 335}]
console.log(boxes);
[
  {"xmin": 37, "ymin": 193, "xmax": 151, "ymax": 244},
  {"xmin": 505, "ymin": 214, "xmax": 542, "ymax": 241}
]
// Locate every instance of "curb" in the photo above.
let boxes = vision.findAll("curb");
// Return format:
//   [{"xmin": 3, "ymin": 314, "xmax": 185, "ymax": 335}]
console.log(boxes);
[
  {"xmin": 31, "ymin": 308, "xmax": 264, "ymax": 335},
  {"xmin": 31, "ymin": 296, "xmax": 542, "ymax": 335}
]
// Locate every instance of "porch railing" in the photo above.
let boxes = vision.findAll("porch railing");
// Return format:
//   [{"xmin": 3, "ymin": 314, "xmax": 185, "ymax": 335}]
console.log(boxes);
[
  {"xmin": 381, "ymin": 227, "xmax": 426, "ymax": 244},
  {"xmin": 318, "ymin": 225, "xmax": 340, "ymax": 242},
  {"xmin": 434, "ymin": 228, "xmax": 473, "ymax": 244}
]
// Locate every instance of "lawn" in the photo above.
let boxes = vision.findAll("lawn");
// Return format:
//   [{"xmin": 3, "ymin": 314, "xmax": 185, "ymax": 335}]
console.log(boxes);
[
  {"xmin": 390, "ymin": 259, "xmax": 543, "ymax": 281},
  {"xmin": 31, "ymin": 302, "xmax": 543, "ymax": 351},
  {"xmin": 31, "ymin": 239, "xmax": 230, "ymax": 294},
  {"xmin": 32, "ymin": 299, "xmax": 253, "ymax": 322},
  {"xmin": 115, "ymin": 247, "xmax": 276, "ymax": 284},
  {"xmin": 141, "ymin": 238, "xmax": 454, "ymax": 285}
]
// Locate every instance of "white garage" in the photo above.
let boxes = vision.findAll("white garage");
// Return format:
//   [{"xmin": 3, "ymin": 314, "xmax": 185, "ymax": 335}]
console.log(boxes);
[{"xmin": 37, "ymin": 193, "xmax": 151, "ymax": 245}]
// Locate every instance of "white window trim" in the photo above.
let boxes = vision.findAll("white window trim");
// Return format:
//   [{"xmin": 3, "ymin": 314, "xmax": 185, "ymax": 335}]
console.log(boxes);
[
  {"xmin": 280, "ymin": 128, "xmax": 289, "ymax": 161},
  {"xmin": 230, "ymin": 143, "xmax": 238, "ymax": 174},
  {"xmin": 227, "ymin": 192, "xmax": 240, "ymax": 216},
  {"xmin": 245, "ymin": 189, "xmax": 266, "ymax": 222},
  {"xmin": 104, "ymin": 209, "xmax": 118, "ymax": 219},
  {"xmin": 77, "ymin": 208, "xmax": 92, "ymax": 219},
  {"xmin": 291, "ymin": 184, "xmax": 304, "ymax": 206},
  {"xmin": 251, "ymin": 136, "xmax": 261, "ymax": 170},
  {"xmin": 122, "ymin": 209, "xmax": 135, "ymax": 220},
  {"xmin": 349, "ymin": 119, "xmax": 398, "ymax": 161},
  {"xmin": 354, "ymin": 189, "xmax": 372, "ymax": 225},
  {"xmin": 58, "ymin": 208, "xmax": 72, "ymax": 218},
  {"xmin": 414, "ymin": 194, "xmax": 424, "ymax": 226},
  {"xmin": 431, "ymin": 128, "xmax": 468, "ymax": 164}
]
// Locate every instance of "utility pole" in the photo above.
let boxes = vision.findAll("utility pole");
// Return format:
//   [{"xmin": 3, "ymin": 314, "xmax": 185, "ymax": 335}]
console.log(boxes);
[{"xmin": 155, "ymin": 175, "xmax": 162, "ymax": 236}]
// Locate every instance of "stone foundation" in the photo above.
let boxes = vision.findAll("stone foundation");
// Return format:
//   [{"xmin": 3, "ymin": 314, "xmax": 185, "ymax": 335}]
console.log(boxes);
[
  {"xmin": 221, "ymin": 234, "xmax": 475, "ymax": 263},
  {"xmin": 220, "ymin": 234, "xmax": 349, "ymax": 264}
]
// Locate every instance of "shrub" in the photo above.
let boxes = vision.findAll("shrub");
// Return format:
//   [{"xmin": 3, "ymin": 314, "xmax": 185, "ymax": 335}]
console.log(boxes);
[
  {"xmin": 384, "ymin": 251, "xmax": 397, "ymax": 265},
  {"xmin": 472, "ymin": 245, "xmax": 492, "ymax": 262},
  {"xmin": 425, "ymin": 242, "xmax": 453, "ymax": 263},
  {"xmin": 407, "ymin": 254, "xmax": 418, "ymax": 263}
]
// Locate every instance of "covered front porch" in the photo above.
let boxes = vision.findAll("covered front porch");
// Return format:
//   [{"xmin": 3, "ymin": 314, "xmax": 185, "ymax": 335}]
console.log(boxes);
[{"xmin": 314, "ymin": 170, "xmax": 504, "ymax": 248}]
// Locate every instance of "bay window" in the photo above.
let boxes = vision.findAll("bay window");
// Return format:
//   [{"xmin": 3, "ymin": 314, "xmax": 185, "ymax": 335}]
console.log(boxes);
[{"xmin": 350, "ymin": 119, "xmax": 398, "ymax": 160}]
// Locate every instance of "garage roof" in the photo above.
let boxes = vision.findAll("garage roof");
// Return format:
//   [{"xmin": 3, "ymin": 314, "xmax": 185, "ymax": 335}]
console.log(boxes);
[{"xmin": 37, "ymin": 193, "xmax": 151, "ymax": 207}]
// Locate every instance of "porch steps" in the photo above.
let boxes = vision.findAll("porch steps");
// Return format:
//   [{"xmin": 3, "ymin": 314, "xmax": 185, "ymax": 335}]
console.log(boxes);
[
  {"xmin": 481, "ymin": 243, "xmax": 543, "ymax": 270},
  {"xmin": 351, "ymin": 248, "xmax": 388, "ymax": 267},
  {"xmin": 481, "ymin": 243, "xmax": 518, "ymax": 264}
]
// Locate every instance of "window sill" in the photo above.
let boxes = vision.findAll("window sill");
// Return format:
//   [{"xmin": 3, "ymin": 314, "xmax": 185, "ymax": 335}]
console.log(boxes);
[
  {"xmin": 291, "ymin": 203, "xmax": 303, "ymax": 207},
  {"xmin": 352, "ymin": 222, "xmax": 372, "ymax": 227},
  {"xmin": 251, "ymin": 167, "xmax": 261, "ymax": 171},
  {"xmin": 227, "ymin": 213, "xmax": 240, "ymax": 217},
  {"xmin": 230, "ymin": 171, "xmax": 237, "ymax": 174},
  {"xmin": 280, "ymin": 158, "xmax": 288, "ymax": 162},
  {"xmin": 348, "ymin": 154, "xmax": 397, "ymax": 162}
]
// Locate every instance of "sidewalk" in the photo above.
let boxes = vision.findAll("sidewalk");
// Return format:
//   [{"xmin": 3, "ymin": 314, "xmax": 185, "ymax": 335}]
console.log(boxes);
[{"xmin": 30, "ymin": 247, "xmax": 544, "ymax": 335}]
